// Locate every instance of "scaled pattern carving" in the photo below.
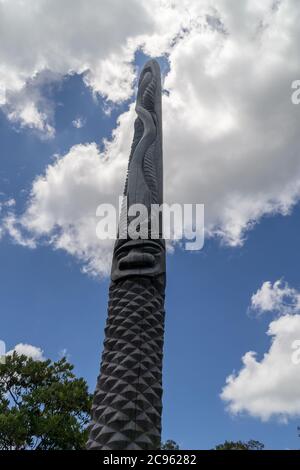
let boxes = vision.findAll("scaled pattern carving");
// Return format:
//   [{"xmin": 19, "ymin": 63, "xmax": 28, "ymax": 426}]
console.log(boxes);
[
  {"xmin": 87, "ymin": 277, "xmax": 165, "ymax": 450},
  {"xmin": 87, "ymin": 60, "xmax": 166, "ymax": 450}
]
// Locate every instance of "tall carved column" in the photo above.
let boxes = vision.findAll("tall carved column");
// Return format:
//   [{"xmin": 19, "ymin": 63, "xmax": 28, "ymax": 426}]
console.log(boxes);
[{"xmin": 87, "ymin": 59, "xmax": 166, "ymax": 450}]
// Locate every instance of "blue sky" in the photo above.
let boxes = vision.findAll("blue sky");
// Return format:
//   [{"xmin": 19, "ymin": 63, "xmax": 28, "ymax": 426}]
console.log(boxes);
[
  {"xmin": 1, "ymin": 0, "xmax": 300, "ymax": 450},
  {"xmin": 1, "ymin": 70, "xmax": 300, "ymax": 449}
]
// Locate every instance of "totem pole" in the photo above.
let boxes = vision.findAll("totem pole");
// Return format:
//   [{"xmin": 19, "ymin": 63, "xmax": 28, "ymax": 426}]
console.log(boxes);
[{"xmin": 87, "ymin": 59, "xmax": 166, "ymax": 450}]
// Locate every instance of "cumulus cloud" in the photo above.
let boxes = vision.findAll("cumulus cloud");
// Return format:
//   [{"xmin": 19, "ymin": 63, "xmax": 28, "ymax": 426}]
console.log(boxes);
[
  {"xmin": 3, "ymin": 199, "xmax": 15, "ymax": 208},
  {"xmin": 250, "ymin": 280, "xmax": 300, "ymax": 316},
  {"xmin": 221, "ymin": 280, "xmax": 300, "ymax": 421},
  {"xmin": 3, "ymin": 106, "xmax": 135, "ymax": 275},
  {"xmin": 161, "ymin": 0, "xmax": 300, "ymax": 245},
  {"xmin": 3, "ymin": 70, "xmax": 60, "ymax": 137},
  {"xmin": 2, "ymin": 0, "xmax": 300, "ymax": 272},
  {"xmin": 0, "ymin": 0, "xmax": 153, "ymax": 131},
  {"xmin": 72, "ymin": 117, "xmax": 85, "ymax": 129},
  {"xmin": 7, "ymin": 343, "xmax": 45, "ymax": 361}
]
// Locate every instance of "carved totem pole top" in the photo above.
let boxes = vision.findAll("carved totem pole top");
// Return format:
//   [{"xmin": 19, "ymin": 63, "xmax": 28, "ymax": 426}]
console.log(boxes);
[{"xmin": 111, "ymin": 59, "xmax": 165, "ymax": 282}]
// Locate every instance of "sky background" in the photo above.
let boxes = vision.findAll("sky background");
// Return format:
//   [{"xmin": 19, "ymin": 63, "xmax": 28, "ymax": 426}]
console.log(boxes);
[{"xmin": 1, "ymin": 0, "xmax": 300, "ymax": 450}]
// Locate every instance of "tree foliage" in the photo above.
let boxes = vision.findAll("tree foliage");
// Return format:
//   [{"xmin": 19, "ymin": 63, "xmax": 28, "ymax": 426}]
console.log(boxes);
[
  {"xmin": 0, "ymin": 352, "xmax": 92, "ymax": 450},
  {"xmin": 214, "ymin": 439, "xmax": 264, "ymax": 450},
  {"xmin": 161, "ymin": 439, "xmax": 180, "ymax": 450}
]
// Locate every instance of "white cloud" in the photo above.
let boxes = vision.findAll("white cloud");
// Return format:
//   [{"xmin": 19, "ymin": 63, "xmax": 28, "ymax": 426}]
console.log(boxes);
[
  {"xmin": 2, "ymin": 1, "xmax": 300, "ymax": 271},
  {"xmin": 72, "ymin": 117, "xmax": 85, "ymax": 129},
  {"xmin": 0, "ymin": 198, "xmax": 15, "ymax": 212},
  {"xmin": 3, "ymin": 212, "xmax": 36, "ymax": 249},
  {"xmin": 221, "ymin": 280, "xmax": 300, "ymax": 421},
  {"xmin": 3, "ymin": 69, "xmax": 60, "ymax": 137},
  {"xmin": 0, "ymin": 0, "xmax": 153, "ymax": 132},
  {"xmin": 160, "ymin": 0, "xmax": 300, "ymax": 246},
  {"xmin": 4, "ymin": 199, "xmax": 16, "ymax": 208},
  {"xmin": 7, "ymin": 343, "xmax": 45, "ymax": 361},
  {"xmin": 251, "ymin": 280, "xmax": 300, "ymax": 316},
  {"xmin": 4, "ymin": 106, "xmax": 134, "ymax": 276}
]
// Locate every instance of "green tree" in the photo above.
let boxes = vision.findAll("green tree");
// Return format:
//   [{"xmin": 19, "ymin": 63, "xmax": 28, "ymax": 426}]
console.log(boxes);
[
  {"xmin": 161, "ymin": 439, "xmax": 180, "ymax": 450},
  {"xmin": 214, "ymin": 439, "xmax": 264, "ymax": 450},
  {"xmin": 0, "ymin": 352, "xmax": 92, "ymax": 449}
]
